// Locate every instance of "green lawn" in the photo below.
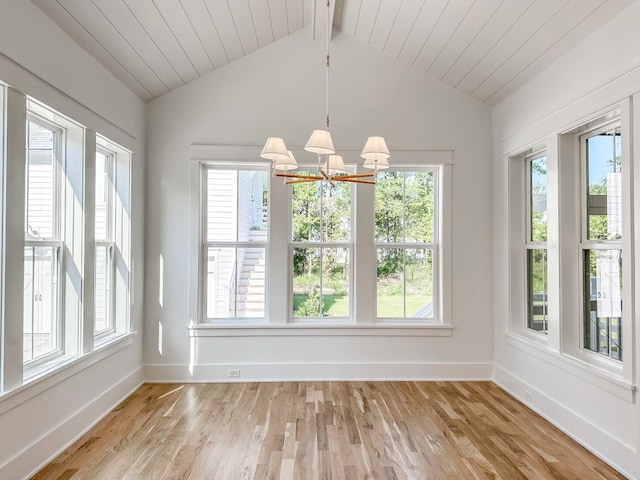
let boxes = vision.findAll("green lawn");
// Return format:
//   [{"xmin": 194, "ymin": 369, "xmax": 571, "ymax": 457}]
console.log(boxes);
[
  {"xmin": 293, "ymin": 293, "xmax": 431, "ymax": 318},
  {"xmin": 377, "ymin": 294, "xmax": 431, "ymax": 318}
]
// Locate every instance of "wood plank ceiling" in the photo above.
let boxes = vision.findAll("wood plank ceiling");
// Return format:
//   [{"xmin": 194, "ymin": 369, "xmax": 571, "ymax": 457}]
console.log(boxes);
[{"xmin": 32, "ymin": 0, "xmax": 632, "ymax": 105}]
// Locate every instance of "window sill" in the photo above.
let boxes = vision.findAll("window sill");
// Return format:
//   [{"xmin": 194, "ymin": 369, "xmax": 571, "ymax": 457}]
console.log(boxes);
[
  {"xmin": 504, "ymin": 332, "xmax": 635, "ymax": 403},
  {"xmin": 0, "ymin": 331, "xmax": 136, "ymax": 415},
  {"xmin": 189, "ymin": 323, "xmax": 453, "ymax": 337}
]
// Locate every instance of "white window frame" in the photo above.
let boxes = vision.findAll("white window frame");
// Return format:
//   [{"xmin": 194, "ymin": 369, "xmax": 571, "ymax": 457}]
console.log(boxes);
[
  {"xmin": 288, "ymin": 165, "xmax": 354, "ymax": 323},
  {"xmin": 23, "ymin": 113, "xmax": 65, "ymax": 367},
  {"xmin": 200, "ymin": 163, "xmax": 270, "ymax": 322},
  {"xmin": 93, "ymin": 133, "xmax": 132, "ymax": 345},
  {"xmin": 524, "ymin": 150, "xmax": 548, "ymax": 335},
  {"xmin": 506, "ymin": 103, "xmax": 634, "ymax": 391},
  {"xmin": 578, "ymin": 122, "xmax": 624, "ymax": 364},
  {"xmin": 189, "ymin": 145, "xmax": 453, "ymax": 336},
  {"xmin": 94, "ymin": 145, "xmax": 116, "ymax": 338},
  {"xmin": 374, "ymin": 166, "xmax": 441, "ymax": 322}
]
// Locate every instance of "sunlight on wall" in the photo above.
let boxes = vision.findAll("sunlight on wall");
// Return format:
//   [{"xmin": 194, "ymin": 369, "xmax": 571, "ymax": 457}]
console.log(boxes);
[
  {"xmin": 159, "ymin": 254, "xmax": 164, "ymax": 308},
  {"xmin": 189, "ymin": 337, "xmax": 196, "ymax": 376},
  {"xmin": 158, "ymin": 321, "xmax": 163, "ymax": 356}
]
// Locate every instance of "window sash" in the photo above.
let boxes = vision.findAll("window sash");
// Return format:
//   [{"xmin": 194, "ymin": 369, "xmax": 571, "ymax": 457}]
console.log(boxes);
[
  {"xmin": 579, "ymin": 121, "xmax": 624, "ymax": 361},
  {"xmin": 26, "ymin": 114, "xmax": 63, "ymax": 242},
  {"xmin": 523, "ymin": 151, "xmax": 548, "ymax": 335},
  {"xmin": 376, "ymin": 246, "xmax": 437, "ymax": 320},
  {"xmin": 290, "ymin": 245, "xmax": 352, "ymax": 320},
  {"xmin": 375, "ymin": 167, "xmax": 438, "ymax": 244},
  {"xmin": 95, "ymin": 146, "xmax": 115, "ymax": 243},
  {"xmin": 23, "ymin": 241, "xmax": 63, "ymax": 366},
  {"xmin": 95, "ymin": 242, "xmax": 116, "ymax": 336},
  {"xmin": 580, "ymin": 123, "xmax": 623, "ymax": 244}
]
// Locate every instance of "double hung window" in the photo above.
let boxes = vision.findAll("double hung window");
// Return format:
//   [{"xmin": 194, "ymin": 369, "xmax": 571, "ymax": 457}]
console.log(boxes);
[
  {"xmin": 581, "ymin": 125, "xmax": 622, "ymax": 361},
  {"xmin": 202, "ymin": 166, "xmax": 269, "ymax": 320},
  {"xmin": 291, "ymin": 175, "xmax": 352, "ymax": 319},
  {"xmin": 525, "ymin": 152, "xmax": 548, "ymax": 334},
  {"xmin": 375, "ymin": 169, "xmax": 438, "ymax": 320},
  {"xmin": 95, "ymin": 146, "xmax": 116, "ymax": 336}
]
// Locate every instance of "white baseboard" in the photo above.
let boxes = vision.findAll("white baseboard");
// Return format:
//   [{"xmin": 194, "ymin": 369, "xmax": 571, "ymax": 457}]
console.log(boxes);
[
  {"xmin": 493, "ymin": 365, "xmax": 638, "ymax": 480},
  {"xmin": 0, "ymin": 367, "xmax": 143, "ymax": 480},
  {"xmin": 143, "ymin": 362, "xmax": 493, "ymax": 383}
]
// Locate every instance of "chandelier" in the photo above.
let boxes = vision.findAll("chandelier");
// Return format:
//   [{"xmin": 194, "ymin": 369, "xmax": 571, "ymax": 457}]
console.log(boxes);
[{"xmin": 259, "ymin": 0, "xmax": 390, "ymax": 185}]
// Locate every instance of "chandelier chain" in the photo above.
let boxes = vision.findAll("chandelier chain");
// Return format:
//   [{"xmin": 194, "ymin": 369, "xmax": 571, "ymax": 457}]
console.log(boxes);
[{"xmin": 325, "ymin": 0, "xmax": 330, "ymax": 130}]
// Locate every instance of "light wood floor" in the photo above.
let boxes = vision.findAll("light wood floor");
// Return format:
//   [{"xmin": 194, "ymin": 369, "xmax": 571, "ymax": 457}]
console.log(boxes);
[{"xmin": 32, "ymin": 382, "xmax": 625, "ymax": 480}]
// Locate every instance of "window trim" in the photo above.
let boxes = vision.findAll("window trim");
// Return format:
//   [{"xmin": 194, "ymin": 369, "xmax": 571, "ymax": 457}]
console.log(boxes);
[
  {"xmin": 505, "ymin": 101, "xmax": 635, "ymax": 388},
  {"xmin": 200, "ymin": 163, "xmax": 270, "ymax": 322},
  {"xmin": 374, "ymin": 166, "xmax": 441, "ymax": 322},
  {"xmin": 189, "ymin": 145, "xmax": 453, "ymax": 335},
  {"xmin": 94, "ymin": 145, "xmax": 117, "ymax": 338}
]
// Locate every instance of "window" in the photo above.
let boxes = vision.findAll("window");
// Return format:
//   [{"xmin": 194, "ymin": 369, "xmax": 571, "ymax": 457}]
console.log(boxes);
[
  {"xmin": 202, "ymin": 166, "xmax": 269, "ymax": 320},
  {"xmin": 195, "ymin": 149, "xmax": 450, "ymax": 328},
  {"xmin": 375, "ymin": 169, "xmax": 437, "ymax": 320},
  {"xmin": 291, "ymin": 175, "xmax": 352, "ymax": 319},
  {"xmin": 507, "ymin": 107, "xmax": 631, "ymax": 380},
  {"xmin": 95, "ymin": 146, "xmax": 115, "ymax": 336},
  {"xmin": 0, "ymin": 90, "xmax": 134, "ymax": 392},
  {"xmin": 24, "ymin": 117, "xmax": 63, "ymax": 364},
  {"xmin": 525, "ymin": 152, "xmax": 548, "ymax": 334},
  {"xmin": 581, "ymin": 125, "xmax": 622, "ymax": 361}
]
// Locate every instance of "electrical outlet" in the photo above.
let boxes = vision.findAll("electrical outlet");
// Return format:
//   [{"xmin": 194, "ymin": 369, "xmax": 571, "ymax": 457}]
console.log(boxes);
[
  {"xmin": 524, "ymin": 390, "xmax": 533, "ymax": 402},
  {"xmin": 228, "ymin": 368, "xmax": 240, "ymax": 378}
]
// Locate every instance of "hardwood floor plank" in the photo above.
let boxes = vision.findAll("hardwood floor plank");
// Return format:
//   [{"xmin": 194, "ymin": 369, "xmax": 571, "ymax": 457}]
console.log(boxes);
[{"xmin": 29, "ymin": 382, "xmax": 627, "ymax": 480}]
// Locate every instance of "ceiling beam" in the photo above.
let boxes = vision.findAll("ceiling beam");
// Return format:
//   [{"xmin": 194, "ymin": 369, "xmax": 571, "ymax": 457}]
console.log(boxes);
[{"xmin": 309, "ymin": 0, "xmax": 337, "ymax": 41}]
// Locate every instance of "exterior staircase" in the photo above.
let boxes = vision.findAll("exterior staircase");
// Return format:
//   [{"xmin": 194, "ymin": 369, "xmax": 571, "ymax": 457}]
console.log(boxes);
[{"xmin": 236, "ymin": 227, "xmax": 267, "ymax": 317}]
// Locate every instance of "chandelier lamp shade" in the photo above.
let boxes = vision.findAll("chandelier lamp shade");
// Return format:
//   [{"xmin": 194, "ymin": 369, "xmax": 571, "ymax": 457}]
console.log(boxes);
[{"xmin": 260, "ymin": 0, "xmax": 390, "ymax": 185}]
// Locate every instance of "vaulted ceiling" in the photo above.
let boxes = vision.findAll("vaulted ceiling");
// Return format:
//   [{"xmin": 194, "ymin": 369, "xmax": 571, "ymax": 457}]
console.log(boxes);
[{"xmin": 32, "ymin": 0, "xmax": 632, "ymax": 105}]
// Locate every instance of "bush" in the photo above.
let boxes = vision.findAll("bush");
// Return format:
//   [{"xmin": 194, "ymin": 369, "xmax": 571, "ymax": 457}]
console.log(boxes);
[{"xmin": 296, "ymin": 287, "xmax": 322, "ymax": 316}]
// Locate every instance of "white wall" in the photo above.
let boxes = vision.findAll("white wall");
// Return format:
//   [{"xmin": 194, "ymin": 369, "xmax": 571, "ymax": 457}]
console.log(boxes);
[
  {"xmin": 144, "ymin": 30, "xmax": 494, "ymax": 381},
  {"xmin": 492, "ymin": 2, "xmax": 640, "ymax": 478},
  {"xmin": 0, "ymin": 1, "xmax": 145, "ymax": 478}
]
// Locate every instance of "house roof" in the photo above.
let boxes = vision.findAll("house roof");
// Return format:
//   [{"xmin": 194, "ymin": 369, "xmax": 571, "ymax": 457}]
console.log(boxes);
[{"xmin": 31, "ymin": 0, "xmax": 633, "ymax": 105}]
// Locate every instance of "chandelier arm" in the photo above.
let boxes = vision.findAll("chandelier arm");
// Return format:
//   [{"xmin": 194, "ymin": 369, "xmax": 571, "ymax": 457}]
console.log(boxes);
[
  {"xmin": 276, "ymin": 173, "xmax": 323, "ymax": 180},
  {"xmin": 285, "ymin": 178, "xmax": 324, "ymax": 184},
  {"xmin": 338, "ymin": 173, "xmax": 376, "ymax": 179},
  {"xmin": 334, "ymin": 178, "xmax": 377, "ymax": 184}
]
